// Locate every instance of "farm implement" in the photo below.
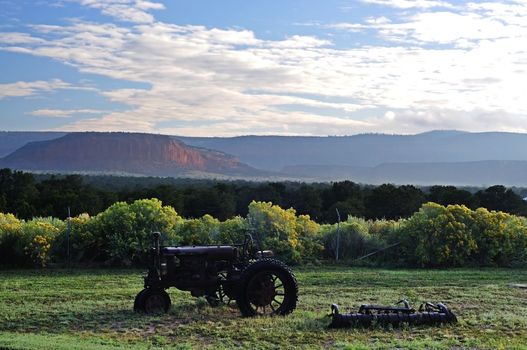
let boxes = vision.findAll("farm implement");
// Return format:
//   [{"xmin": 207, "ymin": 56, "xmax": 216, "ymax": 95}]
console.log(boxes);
[{"xmin": 329, "ymin": 300, "xmax": 457, "ymax": 328}]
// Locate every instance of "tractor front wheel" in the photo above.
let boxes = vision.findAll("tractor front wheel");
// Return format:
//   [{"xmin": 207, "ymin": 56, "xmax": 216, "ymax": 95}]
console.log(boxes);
[{"xmin": 134, "ymin": 288, "xmax": 171, "ymax": 314}]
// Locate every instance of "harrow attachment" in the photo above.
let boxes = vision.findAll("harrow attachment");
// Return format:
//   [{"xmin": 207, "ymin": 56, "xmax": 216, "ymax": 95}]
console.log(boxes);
[{"xmin": 329, "ymin": 300, "xmax": 457, "ymax": 328}]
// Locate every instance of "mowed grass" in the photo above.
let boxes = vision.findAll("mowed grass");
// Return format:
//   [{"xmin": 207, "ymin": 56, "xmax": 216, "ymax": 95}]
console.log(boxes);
[{"xmin": 0, "ymin": 267, "xmax": 526, "ymax": 349}]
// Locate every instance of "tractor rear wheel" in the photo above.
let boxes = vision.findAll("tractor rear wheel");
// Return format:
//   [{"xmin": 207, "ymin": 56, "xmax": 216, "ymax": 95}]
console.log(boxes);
[{"xmin": 236, "ymin": 258, "xmax": 298, "ymax": 317}]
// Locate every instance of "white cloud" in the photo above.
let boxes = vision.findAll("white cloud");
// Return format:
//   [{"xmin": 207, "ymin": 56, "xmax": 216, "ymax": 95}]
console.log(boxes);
[
  {"xmin": 0, "ymin": 79, "xmax": 71, "ymax": 99},
  {"xmin": 28, "ymin": 108, "xmax": 109, "ymax": 118},
  {"xmin": 375, "ymin": 11, "xmax": 525, "ymax": 47},
  {"xmin": 77, "ymin": 0, "xmax": 165, "ymax": 23},
  {"xmin": 360, "ymin": 0, "xmax": 454, "ymax": 9},
  {"xmin": 371, "ymin": 108, "xmax": 527, "ymax": 134},
  {"xmin": 264, "ymin": 35, "xmax": 331, "ymax": 48},
  {"xmin": 365, "ymin": 16, "xmax": 391, "ymax": 25},
  {"xmin": 329, "ymin": 5, "xmax": 527, "ymax": 48},
  {"xmin": 0, "ymin": 32, "xmax": 45, "ymax": 44}
]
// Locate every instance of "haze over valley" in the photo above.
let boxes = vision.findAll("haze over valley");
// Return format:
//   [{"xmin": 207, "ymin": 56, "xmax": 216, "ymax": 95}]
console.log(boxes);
[{"xmin": 1, "ymin": 130, "xmax": 527, "ymax": 186}]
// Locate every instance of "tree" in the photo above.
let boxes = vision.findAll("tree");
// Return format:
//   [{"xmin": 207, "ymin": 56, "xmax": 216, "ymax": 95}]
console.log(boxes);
[
  {"xmin": 293, "ymin": 184, "xmax": 323, "ymax": 221},
  {"xmin": 183, "ymin": 186, "xmax": 235, "ymax": 220},
  {"xmin": 397, "ymin": 185, "xmax": 426, "ymax": 217},
  {"xmin": 427, "ymin": 185, "xmax": 476, "ymax": 208},
  {"xmin": 476, "ymin": 185, "xmax": 527, "ymax": 216},
  {"xmin": 37, "ymin": 175, "xmax": 113, "ymax": 218},
  {"xmin": 0, "ymin": 169, "xmax": 39, "ymax": 219},
  {"xmin": 321, "ymin": 181, "xmax": 364, "ymax": 222},
  {"xmin": 364, "ymin": 184, "xmax": 425, "ymax": 220}
]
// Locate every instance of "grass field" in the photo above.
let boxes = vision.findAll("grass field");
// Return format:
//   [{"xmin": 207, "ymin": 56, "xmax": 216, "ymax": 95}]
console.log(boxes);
[{"xmin": 0, "ymin": 267, "xmax": 526, "ymax": 349}]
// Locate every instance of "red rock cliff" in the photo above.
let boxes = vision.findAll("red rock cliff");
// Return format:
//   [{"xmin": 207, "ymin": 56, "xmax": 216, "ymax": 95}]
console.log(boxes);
[{"xmin": 1, "ymin": 132, "xmax": 256, "ymax": 176}]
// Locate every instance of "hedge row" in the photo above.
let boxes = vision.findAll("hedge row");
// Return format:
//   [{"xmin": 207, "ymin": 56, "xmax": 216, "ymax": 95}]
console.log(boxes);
[{"xmin": 0, "ymin": 199, "xmax": 526, "ymax": 268}]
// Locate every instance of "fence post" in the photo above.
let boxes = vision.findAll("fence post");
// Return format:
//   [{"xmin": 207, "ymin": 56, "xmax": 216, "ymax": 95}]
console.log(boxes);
[
  {"xmin": 335, "ymin": 208, "xmax": 341, "ymax": 261},
  {"xmin": 67, "ymin": 206, "xmax": 71, "ymax": 268}
]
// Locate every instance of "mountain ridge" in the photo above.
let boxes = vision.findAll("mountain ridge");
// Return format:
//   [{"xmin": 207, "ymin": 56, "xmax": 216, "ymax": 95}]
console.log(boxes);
[
  {"xmin": 0, "ymin": 132, "xmax": 261, "ymax": 177},
  {"xmin": 176, "ymin": 130, "xmax": 527, "ymax": 170},
  {"xmin": 282, "ymin": 160, "xmax": 527, "ymax": 186}
]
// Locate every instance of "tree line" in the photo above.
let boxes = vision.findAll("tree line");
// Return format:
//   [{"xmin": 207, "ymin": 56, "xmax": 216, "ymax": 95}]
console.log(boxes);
[{"xmin": 1, "ymin": 168, "xmax": 527, "ymax": 222}]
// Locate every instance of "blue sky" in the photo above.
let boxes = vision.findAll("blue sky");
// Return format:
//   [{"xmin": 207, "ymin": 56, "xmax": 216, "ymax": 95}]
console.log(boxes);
[{"xmin": 0, "ymin": 0, "xmax": 526, "ymax": 136}]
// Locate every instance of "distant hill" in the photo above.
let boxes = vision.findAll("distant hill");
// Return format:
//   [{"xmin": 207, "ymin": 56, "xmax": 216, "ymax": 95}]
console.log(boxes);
[
  {"xmin": 0, "ymin": 132, "xmax": 261, "ymax": 177},
  {"xmin": 0, "ymin": 131, "xmax": 65, "ymax": 157},
  {"xmin": 176, "ymin": 131, "xmax": 527, "ymax": 170},
  {"xmin": 282, "ymin": 160, "xmax": 527, "ymax": 186}
]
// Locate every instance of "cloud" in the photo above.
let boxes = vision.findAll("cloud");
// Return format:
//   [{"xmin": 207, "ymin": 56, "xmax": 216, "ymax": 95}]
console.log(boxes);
[
  {"xmin": 359, "ymin": 0, "xmax": 454, "ymax": 9},
  {"xmin": 28, "ymin": 108, "xmax": 109, "ymax": 118},
  {"xmin": 327, "ymin": 4, "xmax": 527, "ymax": 48},
  {"xmin": 370, "ymin": 108, "xmax": 527, "ymax": 135},
  {"xmin": 0, "ymin": 79, "xmax": 72, "ymax": 99},
  {"xmin": 76, "ymin": 0, "xmax": 165, "ymax": 23},
  {"xmin": 1, "ymin": 0, "xmax": 527, "ymax": 136},
  {"xmin": 374, "ymin": 11, "xmax": 525, "ymax": 47},
  {"xmin": 0, "ymin": 32, "xmax": 46, "ymax": 44}
]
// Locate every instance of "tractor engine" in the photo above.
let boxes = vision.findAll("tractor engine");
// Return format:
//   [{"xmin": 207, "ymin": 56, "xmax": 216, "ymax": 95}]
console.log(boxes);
[{"xmin": 160, "ymin": 246, "xmax": 239, "ymax": 297}]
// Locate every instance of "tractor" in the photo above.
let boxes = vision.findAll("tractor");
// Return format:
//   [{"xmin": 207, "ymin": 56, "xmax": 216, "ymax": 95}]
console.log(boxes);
[{"xmin": 134, "ymin": 232, "xmax": 298, "ymax": 317}]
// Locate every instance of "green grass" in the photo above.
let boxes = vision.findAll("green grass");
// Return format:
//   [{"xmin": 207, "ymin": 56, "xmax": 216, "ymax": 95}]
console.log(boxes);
[{"xmin": 0, "ymin": 267, "xmax": 526, "ymax": 349}]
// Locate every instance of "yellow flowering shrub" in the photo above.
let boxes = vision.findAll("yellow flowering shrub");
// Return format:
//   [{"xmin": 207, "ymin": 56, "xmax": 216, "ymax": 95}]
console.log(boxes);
[
  {"xmin": 25, "ymin": 234, "xmax": 52, "ymax": 267},
  {"xmin": 397, "ymin": 203, "xmax": 477, "ymax": 267},
  {"xmin": 0, "ymin": 213, "xmax": 23, "ymax": 266},
  {"xmin": 21, "ymin": 219, "xmax": 64, "ymax": 267},
  {"xmin": 472, "ymin": 208, "xmax": 527, "ymax": 266},
  {"xmin": 247, "ymin": 201, "xmax": 320, "ymax": 264},
  {"xmin": 177, "ymin": 214, "xmax": 220, "ymax": 245},
  {"xmin": 217, "ymin": 216, "xmax": 247, "ymax": 244},
  {"xmin": 92, "ymin": 198, "xmax": 183, "ymax": 265}
]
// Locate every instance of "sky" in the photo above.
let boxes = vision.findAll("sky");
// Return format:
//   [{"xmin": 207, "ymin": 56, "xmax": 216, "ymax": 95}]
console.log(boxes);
[{"xmin": 0, "ymin": 0, "xmax": 526, "ymax": 136}]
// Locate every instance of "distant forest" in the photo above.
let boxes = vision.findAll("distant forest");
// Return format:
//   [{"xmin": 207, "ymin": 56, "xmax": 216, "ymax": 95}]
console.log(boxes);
[{"xmin": 1, "ymin": 168, "xmax": 527, "ymax": 223}]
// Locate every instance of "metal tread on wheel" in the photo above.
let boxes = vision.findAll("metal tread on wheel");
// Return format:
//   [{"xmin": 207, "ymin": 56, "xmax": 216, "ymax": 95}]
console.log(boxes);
[{"xmin": 236, "ymin": 258, "xmax": 298, "ymax": 317}]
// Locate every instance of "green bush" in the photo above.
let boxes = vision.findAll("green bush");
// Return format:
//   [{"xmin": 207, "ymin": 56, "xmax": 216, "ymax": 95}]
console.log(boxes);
[
  {"xmin": 321, "ymin": 216, "xmax": 382, "ymax": 261},
  {"xmin": 395, "ymin": 203, "xmax": 477, "ymax": 267},
  {"xmin": 22, "ymin": 217, "xmax": 65, "ymax": 267},
  {"xmin": 217, "ymin": 216, "xmax": 248, "ymax": 244},
  {"xmin": 368, "ymin": 218, "xmax": 401, "ymax": 240},
  {"xmin": 90, "ymin": 198, "xmax": 182, "ymax": 266},
  {"xmin": 471, "ymin": 208, "xmax": 527, "ymax": 266},
  {"xmin": 394, "ymin": 203, "xmax": 527, "ymax": 267},
  {"xmin": 52, "ymin": 213, "xmax": 92, "ymax": 264},
  {"xmin": 1, "ymin": 200, "xmax": 526, "ymax": 268},
  {"xmin": 177, "ymin": 214, "xmax": 220, "ymax": 245},
  {"xmin": 295, "ymin": 214, "xmax": 324, "ymax": 262},
  {"xmin": 0, "ymin": 215, "xmax": 65, "ymax": 267}
]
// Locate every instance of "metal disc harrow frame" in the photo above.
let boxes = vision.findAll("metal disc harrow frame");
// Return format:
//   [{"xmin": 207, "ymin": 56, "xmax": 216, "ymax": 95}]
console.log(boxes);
[{"xmin": 329, "ymin": 300, "xmax": 457, "ymax": 328}]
